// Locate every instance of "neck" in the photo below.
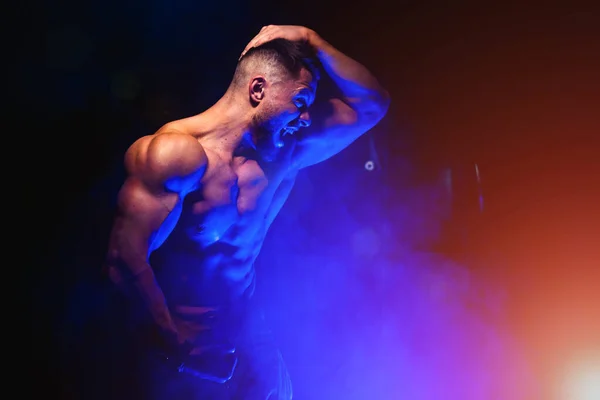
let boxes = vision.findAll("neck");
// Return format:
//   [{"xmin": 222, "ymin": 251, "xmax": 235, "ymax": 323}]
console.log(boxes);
[{"xmin": 195, "ymin": 92, "xmax": 256, "ymax": 155}]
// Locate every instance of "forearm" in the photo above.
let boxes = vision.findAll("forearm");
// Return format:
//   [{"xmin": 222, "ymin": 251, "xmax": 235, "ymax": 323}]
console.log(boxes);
[
  {"xmin": 133, "ymin": 266, "xmax": 178, "ymax": 337},
  {"xmin": 107, "ymin": 258, "xmax": 180, "ymax": 345},
  {"xmin": 308, "ymin": 31, "xmax": 390, "ymax": 115}
]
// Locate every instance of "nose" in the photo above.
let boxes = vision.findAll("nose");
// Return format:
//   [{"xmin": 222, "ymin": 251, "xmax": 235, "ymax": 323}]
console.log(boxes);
[{"xmin": 298, "ymin": 110, "xmax": 311, "ymax": 128}]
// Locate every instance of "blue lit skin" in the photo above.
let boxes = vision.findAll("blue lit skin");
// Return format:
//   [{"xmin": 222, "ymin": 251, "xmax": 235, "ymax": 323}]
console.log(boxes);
[{"xmin": 252, "ymin": 69, "xmax": 316, "ymax": 162}]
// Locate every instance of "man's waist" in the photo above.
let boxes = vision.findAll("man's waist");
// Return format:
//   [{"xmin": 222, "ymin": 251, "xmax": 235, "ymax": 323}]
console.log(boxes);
[
  {"xmin": 171, "ymin": 300, "xmax": 255, "ymax": 345},
  {"xmin": 156, "ymin": 262, "xmax": 257, "ymax": 305}
]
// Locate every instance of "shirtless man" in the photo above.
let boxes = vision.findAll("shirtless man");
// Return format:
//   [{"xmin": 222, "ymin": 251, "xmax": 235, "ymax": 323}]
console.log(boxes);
[{"xmin": 103, "ymin": 25, "xmax": 390, "ymax": 399}]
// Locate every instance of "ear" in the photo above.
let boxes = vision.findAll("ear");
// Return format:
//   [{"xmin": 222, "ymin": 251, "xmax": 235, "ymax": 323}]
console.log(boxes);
[{"xmin": 249, "ymin": 76, "xmax": 266, "ymax": 106}]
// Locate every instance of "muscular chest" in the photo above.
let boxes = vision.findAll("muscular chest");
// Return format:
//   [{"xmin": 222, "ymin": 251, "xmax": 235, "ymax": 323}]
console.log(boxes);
[
  {"xmin": 178, "ymin": 156, "xmax": 288, "ymax": 241},
  {"xmin": 200, "ymin": 158, "xmax": 269, "ymax": 214}
]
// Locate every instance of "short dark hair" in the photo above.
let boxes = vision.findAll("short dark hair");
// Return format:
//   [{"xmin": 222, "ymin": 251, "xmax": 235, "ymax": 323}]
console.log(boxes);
[{"xmin": 232, "ymin": 38, "xmax": 321, "ymax": 89}]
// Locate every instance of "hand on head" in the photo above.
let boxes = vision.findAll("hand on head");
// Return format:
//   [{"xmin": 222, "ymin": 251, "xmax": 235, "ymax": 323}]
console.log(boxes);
[{"xmin": 240, "ymin": 25, "xmax": 314, "ymax": 60}]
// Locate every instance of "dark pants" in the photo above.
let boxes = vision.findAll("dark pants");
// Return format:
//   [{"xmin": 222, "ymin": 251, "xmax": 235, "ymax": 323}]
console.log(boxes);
[{"xmin": 137, "ymin": 305, "xmax": 293, "ymax": 400}]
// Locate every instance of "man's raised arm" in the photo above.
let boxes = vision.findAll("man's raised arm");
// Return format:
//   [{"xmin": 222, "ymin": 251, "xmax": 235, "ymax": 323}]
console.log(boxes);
[{"xmin": 241, "ymin": 25, "xmax": 391, "ymax": 168}]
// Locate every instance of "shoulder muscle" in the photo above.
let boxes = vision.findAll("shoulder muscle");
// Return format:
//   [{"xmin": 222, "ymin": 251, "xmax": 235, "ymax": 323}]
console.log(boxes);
[{"xmin": 125, "ymin": 131, "xmax": 207, "ymax": 194}]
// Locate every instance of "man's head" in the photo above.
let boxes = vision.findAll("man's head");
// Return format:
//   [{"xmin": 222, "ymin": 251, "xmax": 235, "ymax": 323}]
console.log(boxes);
[{"xmin": 230, "ymin": 39, "xmax": 320, "ymax": 160}]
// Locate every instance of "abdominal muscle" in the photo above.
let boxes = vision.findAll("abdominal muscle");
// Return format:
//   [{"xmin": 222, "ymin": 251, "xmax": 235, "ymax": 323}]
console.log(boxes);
[
  {"xmin": 148, "ymin": 221, "xmax": 267, "ymax": 346},
  {"xmin": 151, "ymin": 228, "xmax": 264, "ymax": 306}
]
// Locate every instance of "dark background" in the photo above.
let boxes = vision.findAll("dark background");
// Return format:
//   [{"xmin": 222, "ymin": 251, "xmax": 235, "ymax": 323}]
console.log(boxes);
[{"xmin": 26, "ymin": 1, "xmax": 599, "ymax": 399}]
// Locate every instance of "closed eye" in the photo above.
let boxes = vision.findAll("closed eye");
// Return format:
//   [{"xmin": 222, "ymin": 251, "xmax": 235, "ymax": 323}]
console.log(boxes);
[{"xmin": 294, "ymin": 99, "xmax": 307, "ymax": 110}]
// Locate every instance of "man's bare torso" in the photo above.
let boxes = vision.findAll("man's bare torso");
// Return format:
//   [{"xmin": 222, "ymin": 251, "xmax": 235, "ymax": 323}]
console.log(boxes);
[{"xmin": 148, "ymin": 122, "xmax": 299, "ymax": 311}]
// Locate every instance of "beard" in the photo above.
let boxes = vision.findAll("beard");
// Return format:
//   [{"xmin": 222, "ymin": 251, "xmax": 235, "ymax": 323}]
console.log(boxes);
[{"xmin": 252, "ymin": 106, "xmax": 287, "ymax": 162}]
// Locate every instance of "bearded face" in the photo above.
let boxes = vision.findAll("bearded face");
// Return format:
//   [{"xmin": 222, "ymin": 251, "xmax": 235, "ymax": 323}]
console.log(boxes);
[
  {"xmin": 252, "ymin": 101, "xmax": 291, "ymax": 161},
  {"xmin": 251, "ymin": 68, "xmax": 317, "ymax": 162}
]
